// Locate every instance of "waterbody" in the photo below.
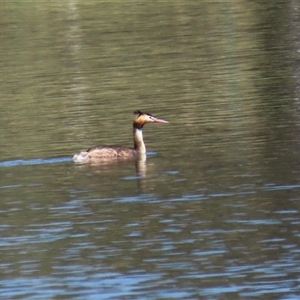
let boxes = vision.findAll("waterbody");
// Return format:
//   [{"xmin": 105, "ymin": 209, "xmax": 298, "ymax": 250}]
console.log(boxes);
[{"xmin": 1, "ymin": 1, "xmax": 300, "ymax": 299}]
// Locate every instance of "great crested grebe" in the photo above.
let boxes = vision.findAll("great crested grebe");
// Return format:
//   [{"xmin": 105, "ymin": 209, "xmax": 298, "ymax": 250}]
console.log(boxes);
[{"xmin": 73, "ymin": 110, "xmax": 168, "ymax": 164}]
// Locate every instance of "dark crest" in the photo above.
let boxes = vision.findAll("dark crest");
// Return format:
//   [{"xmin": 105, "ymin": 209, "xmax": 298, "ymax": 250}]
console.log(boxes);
[{"xmin": 133, "ymin": 110, "xmax": 152, "ymax": 116}]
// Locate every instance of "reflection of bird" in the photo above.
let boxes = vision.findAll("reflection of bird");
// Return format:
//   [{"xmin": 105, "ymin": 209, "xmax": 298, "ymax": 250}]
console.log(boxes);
[{"xmin": 73, "ymin": 110, "xmax": 168, "ymax": 164}]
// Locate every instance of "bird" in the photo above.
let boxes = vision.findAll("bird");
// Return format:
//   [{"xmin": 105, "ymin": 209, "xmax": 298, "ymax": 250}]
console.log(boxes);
[{"xmin": 72, "ymin": 110, "xmax": 168, "ymax": 164}]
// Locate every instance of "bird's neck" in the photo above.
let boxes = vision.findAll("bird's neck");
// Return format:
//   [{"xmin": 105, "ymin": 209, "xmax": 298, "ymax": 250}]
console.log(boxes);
[{"xmin": 133, "ymin": 124, "xmax": 146, "ymax": 154}]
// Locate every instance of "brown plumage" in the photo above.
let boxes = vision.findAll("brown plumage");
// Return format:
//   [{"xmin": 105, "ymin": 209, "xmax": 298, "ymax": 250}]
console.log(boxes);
[{"xmin": 73, "ymin": 110, "xmax": 168, "ymax": 164}]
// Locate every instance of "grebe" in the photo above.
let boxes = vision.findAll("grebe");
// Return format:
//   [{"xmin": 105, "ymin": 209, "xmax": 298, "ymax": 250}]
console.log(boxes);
[{"xmin": 73, "ymin": 110, "xmax": 168, "ymax": 164}]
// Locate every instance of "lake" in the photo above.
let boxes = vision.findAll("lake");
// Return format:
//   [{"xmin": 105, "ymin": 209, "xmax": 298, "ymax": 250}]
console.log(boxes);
[{"xmin": 1, "ymin": 1, "xmax": 300, "ymax": 299}]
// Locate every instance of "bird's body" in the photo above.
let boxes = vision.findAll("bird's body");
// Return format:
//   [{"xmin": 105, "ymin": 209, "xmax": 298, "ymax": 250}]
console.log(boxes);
[{"xmin": 72, "ymin": 110, "xmax": 168, "ymax": 164}]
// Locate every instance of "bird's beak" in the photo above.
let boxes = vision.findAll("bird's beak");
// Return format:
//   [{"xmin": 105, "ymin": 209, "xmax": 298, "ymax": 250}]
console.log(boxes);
[{"xmin": 152, "ymin": 116, "xmax": 169, "ymax": 124}]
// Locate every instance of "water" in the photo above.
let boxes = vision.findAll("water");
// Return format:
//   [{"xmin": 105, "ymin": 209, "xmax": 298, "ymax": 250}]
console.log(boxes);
[{"xmin": 1, "ymin": 1, "xmax": 300, "ymax": 299}]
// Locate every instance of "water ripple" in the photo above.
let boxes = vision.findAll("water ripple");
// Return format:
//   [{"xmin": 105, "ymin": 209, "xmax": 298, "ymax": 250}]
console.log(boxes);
[{"xmin": 0, "ymin": 156, "xmax": 71, "ymax": 167}]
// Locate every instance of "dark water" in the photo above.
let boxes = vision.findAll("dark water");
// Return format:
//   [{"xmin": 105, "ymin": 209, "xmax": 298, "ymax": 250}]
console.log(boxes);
[{"xmin": 1, "ymin": 1, "xmax": 300, "ymax": 299}]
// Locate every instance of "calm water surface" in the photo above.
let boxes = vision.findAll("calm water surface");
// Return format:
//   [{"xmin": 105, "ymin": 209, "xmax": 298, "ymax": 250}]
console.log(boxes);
[{"xmin": 1, "ymin": 1, "xmax": 300, "ymax": 299}]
